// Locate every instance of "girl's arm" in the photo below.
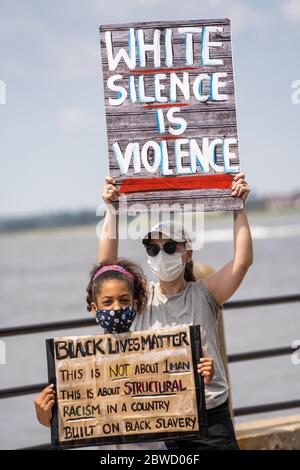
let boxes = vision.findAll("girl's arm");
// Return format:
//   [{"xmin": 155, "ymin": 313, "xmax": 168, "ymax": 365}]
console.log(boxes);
[
  {"xmin": 202, "ymin": 173, "xmax": 253, "ymax": 306},
  {"xmin": 34, "ymin": 384, "xmax": 55, "ymax": 427},
  {"xmin": 98, "ymin": 176, "xmax": 120, "ymax": 263}
]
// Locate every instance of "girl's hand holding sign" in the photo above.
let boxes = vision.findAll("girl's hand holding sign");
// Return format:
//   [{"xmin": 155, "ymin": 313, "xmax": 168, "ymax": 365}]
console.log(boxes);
[
  {"xmin": 34, "ymin": 384, "xmax": 55, "ymax": 428},
  {"xmin": 197, "ymin": 357, "xmax": 214, "ymax": 384}
]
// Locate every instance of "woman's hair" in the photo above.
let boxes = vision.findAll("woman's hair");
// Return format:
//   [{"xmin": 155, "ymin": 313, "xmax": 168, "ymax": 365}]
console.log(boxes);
[
  {"xmin": 184, "ymin": 259, "xmax": 196, "ymax": 282},
  {"xmin": 185, "ymin": 260, "xmax": 216, "ymax": 282},
  {"xmin": 86, "ymin": 258, "xmax": 148, "ymax": 313},
  {"xmin": 192, "ymin": 261, "xmax": 215, "ymax": 280}
]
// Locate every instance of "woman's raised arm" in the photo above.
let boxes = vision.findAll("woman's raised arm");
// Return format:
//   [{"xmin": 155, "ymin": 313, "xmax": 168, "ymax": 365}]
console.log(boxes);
[{"xmin": 202, "ymin": 173, "xmax": 253, "ymax": 306}]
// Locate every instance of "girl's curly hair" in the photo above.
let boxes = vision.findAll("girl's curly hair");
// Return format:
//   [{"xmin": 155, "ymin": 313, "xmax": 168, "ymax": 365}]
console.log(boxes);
[{"xmin": 86, "ymin": 258, "xmax": 148, "ymax": 314}]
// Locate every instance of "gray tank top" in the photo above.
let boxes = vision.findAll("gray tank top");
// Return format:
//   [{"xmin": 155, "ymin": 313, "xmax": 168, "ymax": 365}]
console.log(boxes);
[{"xmin": 132, "ymin": 280, "xmax": 229, "ymax": 410}]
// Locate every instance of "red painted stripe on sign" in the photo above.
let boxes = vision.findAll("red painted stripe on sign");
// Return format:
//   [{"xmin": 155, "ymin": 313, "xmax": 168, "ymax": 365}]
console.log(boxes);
[
  {"xmin": 120, "ymin": 174, "xmax": 233, "ymax": 194},
  {"xmin": 130, "ymin": 67, "xmax": 199, "ymax": 75},
  {"xmin": 143, "ymin": 102, "xmax": 190, "ymax": 109},
  {"xmin": 156, "ymin": 135, "xmax": 182, "ymax": 140}
]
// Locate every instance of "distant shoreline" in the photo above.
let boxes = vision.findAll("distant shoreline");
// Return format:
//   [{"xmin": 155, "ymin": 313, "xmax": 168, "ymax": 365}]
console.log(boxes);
[{"xmin": 0, "ymin": 207, "xmax": 299, "ymax": 236}]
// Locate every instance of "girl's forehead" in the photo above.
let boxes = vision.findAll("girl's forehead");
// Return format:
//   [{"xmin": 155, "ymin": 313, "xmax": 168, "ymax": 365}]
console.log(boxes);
[{"xmin": 98, "ymin": 278, "xmax": 132, "ymax": 295}]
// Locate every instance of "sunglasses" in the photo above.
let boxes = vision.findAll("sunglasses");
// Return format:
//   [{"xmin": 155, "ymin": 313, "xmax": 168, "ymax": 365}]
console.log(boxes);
[{"xmin": 145, "ymin": 240, "xmax": 181, "ymax": 257}]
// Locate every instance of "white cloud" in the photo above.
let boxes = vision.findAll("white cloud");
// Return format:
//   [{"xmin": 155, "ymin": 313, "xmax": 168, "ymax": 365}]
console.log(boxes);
[
  {"xmin": 0, "ymin": 12, "xmax": 98, "ymax": 80},
  {"xmin": 209, "ymin": 0, "xmax": 228, "ymax": 5},
  {"xmin": 43, "ymin": 37, "xmax": 98, "ymax": 80},
  {"xmin": 92, "ymin": 0, "xmax": 264, "ymax": 37},
  {"xmin": 0, "ymin": 15, "xmax": 49, "ymax": 37},
  {"xmin": 58, "ymin": 108, "xmax": 91, "ymax": 129},
  {"xmin": 225, "ymin": 1, "xmax": 263, "ymax": 35},
  {"xmin": 282, "ymin": 0, "xmax": 300, "ymax": 23}
]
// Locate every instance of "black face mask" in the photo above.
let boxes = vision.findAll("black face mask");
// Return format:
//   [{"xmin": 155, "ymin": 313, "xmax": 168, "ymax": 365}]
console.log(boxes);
[{"xmin": 95, "ymin": 306, "xmax": 137, "ymax": 333}]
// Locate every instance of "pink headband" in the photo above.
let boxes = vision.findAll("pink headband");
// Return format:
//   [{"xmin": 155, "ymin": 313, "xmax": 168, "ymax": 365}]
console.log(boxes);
[{"xmin": 93, "ymin": 265, "xmax": 134, "ymax": 283}]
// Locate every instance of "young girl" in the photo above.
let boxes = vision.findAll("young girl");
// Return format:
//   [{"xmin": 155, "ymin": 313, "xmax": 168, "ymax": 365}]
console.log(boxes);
[
  {"xmin": 34, "ymin": 259, "xmax": 214, "ymax": 450},
  {"xmin": 98, "ymin": 172, "xmax": 253, "ymax": 450}
]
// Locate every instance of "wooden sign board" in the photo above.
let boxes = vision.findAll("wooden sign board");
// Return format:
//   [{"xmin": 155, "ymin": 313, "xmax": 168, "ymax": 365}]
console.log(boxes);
[
  {"xmin": 99, "ymin": 18, "xmax": 243, "ymax": 213},
  {"xmin": 47, "ymin": 325, "xmax": 207, "ymax": 448}
]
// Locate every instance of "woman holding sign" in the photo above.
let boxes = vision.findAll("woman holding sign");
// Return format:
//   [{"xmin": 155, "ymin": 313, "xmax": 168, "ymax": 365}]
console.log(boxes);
[{"xmin": 99, "ymin": 172, "xmax": 253, "ymax": 450}]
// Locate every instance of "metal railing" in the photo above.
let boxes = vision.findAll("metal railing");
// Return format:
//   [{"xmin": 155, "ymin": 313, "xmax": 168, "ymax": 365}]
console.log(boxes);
[{"xmin": 1, "ymin": 293, "xmax": 300, "ymax": 450}]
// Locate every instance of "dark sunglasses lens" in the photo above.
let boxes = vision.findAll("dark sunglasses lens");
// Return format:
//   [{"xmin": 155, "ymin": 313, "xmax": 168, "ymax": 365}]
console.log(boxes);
[
  {"xmin": 164, "ymin": 241, "xmax": 177, "ymax": 255},
  {"xmin": 147, "ymin": 244, "xmax": 161, "ymax": 257}
]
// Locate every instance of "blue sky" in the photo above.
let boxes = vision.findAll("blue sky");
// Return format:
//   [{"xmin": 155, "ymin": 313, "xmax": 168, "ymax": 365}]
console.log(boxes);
[{"xmin": 0, "ymin": 0, "xmax": 299, "ymax": 216}]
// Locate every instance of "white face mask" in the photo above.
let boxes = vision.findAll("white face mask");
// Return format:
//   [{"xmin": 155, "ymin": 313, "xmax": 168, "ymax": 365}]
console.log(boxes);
[{"xmin": 147, "ymin": 250, "xmax": 186, "ymax": 282}]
